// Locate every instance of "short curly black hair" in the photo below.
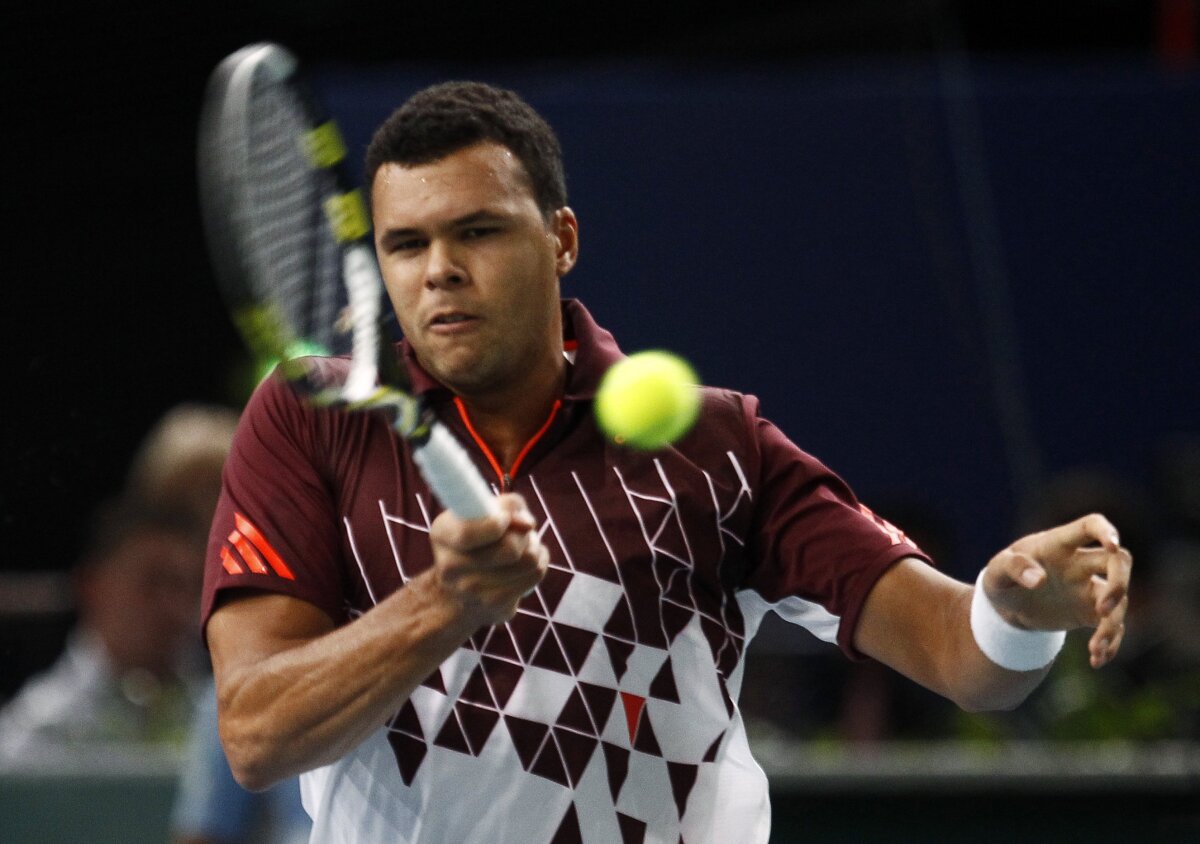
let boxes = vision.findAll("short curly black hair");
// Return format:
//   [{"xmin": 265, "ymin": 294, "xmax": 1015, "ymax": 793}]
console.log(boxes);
[{"xmin": 365, "ymin": 81, "xmax": 567, "ymax": 216}]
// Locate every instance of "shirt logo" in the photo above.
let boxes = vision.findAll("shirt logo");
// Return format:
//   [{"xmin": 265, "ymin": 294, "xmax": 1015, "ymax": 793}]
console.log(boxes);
[
  {"xmin": 220, "ymin": 512, "xmax": 296, "ymax": 580},
  {"xmin": 858, "ymin": 503, "xmax": 911, "ymax": 548}
]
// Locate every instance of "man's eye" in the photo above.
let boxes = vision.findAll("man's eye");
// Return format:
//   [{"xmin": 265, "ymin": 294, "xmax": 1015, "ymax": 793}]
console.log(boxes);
[{"xmin": 462, "ymin": 227, "xmax": 497, "ymax": 239}]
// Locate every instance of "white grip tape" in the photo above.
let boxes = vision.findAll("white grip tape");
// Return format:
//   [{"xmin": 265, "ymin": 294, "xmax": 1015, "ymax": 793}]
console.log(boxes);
[
  {"xmin": 970, "ymin": 569, "xmax": 1066, "ymax": 672},
  {"xmin": 413, "ymin": 424, "xmax": 498, "ymax": 519}
]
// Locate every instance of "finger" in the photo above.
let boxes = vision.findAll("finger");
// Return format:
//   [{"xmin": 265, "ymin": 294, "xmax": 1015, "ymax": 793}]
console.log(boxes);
[
  {"xmin": 1088, "ymin": 605, "xmax": 1127, "ymax": 668},
  {"xmin": 989, "ymin": 550, "xmax": 1047, "ymax": 591},
  {"xmin": 1097, "ymin": 546, "xmax": 1133, "ymax": 616},
  {"xmin": 495, "ymin": 493, "xmax": 537, "ymax": 531},
  {"xmin": 448, "ymin": 550, "xmax": 546, "ymax": 595},
  {"xmin": 431, "ymin": 507, "xmax": 512, "ymax": 553},
  {"xmin": 1044, "ymin": 513, "xmax": 1121, "ymax": 555}
]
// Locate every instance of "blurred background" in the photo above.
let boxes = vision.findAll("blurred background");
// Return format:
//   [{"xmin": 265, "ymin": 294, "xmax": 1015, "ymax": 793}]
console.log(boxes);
[{"xmin": 2, "ymin": 1, "xmax": 1198, "ymax": 841}]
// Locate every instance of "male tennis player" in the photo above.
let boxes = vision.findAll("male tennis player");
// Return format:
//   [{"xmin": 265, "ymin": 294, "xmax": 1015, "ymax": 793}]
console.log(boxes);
[{"xmin": 203, "ymin": 82, "xmax": 1131, "ymax": 843}]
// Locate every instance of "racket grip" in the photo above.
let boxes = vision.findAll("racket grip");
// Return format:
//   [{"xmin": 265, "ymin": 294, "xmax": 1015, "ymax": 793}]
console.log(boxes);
[{"xmin": 414, "ymin": 423, "xmax": 500, "ymax": 519}]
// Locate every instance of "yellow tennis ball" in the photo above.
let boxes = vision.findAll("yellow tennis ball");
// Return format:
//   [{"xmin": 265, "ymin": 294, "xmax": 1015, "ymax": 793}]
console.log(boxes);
[{"xmin": 595, "ymin": 351, "xmax": 700, "ymax": 450}]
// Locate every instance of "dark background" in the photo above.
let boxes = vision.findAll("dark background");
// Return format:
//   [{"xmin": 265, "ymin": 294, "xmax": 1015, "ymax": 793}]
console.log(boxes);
[{"xmin": 3, "ymin": 1, "xmax": 1197, "ymax": 581}]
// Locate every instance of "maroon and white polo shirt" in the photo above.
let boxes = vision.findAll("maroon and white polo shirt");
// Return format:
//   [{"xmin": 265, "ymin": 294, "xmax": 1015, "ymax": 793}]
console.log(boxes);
[{"xmin": 203, "ymin": 300, "xmax": 928, "ymax": 843}]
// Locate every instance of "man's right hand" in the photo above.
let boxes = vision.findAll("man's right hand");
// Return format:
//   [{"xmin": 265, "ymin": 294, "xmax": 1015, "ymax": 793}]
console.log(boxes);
[{"xmin": 429, "ymin": 493, "xmax": 548, "ymax": 626}]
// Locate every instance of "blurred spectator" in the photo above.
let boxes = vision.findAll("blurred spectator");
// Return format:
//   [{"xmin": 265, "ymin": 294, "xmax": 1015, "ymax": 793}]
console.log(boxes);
[
  {"xmin": 0, "ymin": 497, "xmax": 209, "ymax": 760},
  {"xmin": 0, "ymin": 404, "xmax": 240, "ymax": 763},
  {"xmin": 126, "ymin": 405, "xmax": 311, "ymax": 844},
  {"xmin": 125, "ymin": 402, "xmax": 241, "ymax": 530},
  {"xmin": 0, "ymin": 400, "xmax": 307, "ymax": 839}
]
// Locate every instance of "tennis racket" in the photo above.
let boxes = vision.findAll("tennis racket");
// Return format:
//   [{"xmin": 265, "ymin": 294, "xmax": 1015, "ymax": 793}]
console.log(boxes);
[{"xmin": 197, "ymin": 42, "xmax": 497, "ymax": 519}]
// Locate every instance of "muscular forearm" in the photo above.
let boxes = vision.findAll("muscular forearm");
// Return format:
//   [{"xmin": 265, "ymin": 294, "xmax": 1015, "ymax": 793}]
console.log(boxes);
[{"xmin": 211, "ymin": 573, "xmax": 481, "ymax": 791}]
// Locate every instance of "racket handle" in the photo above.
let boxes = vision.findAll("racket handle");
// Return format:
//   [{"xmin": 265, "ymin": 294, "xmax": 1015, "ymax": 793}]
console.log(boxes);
[{"xmin": 414, "ymin": 423, "xmax": 500, "ymax": 519}]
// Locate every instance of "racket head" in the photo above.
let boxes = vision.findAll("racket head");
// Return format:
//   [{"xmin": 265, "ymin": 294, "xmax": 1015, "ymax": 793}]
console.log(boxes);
[
  {"xmin": 197, "ymin": 42, "xmax": 393, "ymax": 398},
  {"xmin": 196, "ymin": 44, "xmax": 496, "ymax": 518}
]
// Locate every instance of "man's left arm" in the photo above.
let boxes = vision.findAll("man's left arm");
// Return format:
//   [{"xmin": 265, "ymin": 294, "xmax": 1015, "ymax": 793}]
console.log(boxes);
[{"xmin": 853, "ymin": 513, "xmax": 1132, "ymax": 711}]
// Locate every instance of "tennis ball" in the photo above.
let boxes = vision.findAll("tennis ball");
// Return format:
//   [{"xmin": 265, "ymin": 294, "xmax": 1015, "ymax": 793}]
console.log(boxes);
[{"xmin": 595, "ymin": 351, "xmax": 700, "ymax": 450}]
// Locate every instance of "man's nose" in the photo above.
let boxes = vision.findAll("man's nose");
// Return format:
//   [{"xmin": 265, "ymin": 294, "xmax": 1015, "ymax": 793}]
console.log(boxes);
[{"xmin": 424, "ymin": 239, "xmax": 468, "ymax": 289}]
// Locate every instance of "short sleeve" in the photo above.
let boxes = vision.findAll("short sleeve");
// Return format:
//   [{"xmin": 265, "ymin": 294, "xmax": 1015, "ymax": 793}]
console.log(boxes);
[
  {"xmin": 744, "ymin": 405, "xmax": 931, "ymax": 659},
  {"xmin": 200, "ymin": 372, "xmax": 347, "ymax": 630}
]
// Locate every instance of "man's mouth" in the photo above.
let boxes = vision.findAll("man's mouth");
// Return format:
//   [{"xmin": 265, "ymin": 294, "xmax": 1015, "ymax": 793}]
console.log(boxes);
[{"xmin": 428, "ymin": 311, "xmax": 479, "ymax": 332}]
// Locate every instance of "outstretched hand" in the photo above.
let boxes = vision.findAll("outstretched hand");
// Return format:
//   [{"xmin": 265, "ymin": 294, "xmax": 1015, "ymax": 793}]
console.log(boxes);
[{"xmin": 982, "ymin": 513, "xmax": 1132, "ymax": 668}]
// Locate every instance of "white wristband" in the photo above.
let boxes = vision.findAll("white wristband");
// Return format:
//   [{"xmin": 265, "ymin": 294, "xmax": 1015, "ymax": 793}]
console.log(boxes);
[{"xmin": 970, "ymin": 569, "xmax": 1065, "ymax": 671}]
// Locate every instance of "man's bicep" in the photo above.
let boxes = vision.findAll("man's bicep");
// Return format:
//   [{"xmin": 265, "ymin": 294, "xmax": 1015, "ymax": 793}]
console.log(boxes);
[
  {"xmin": 206, "ymin": 590, "xmax": 337, "ymax": 678},
  {"xmin": 851, "ymin": 557, "xmax": 970, "ymax": 698}
]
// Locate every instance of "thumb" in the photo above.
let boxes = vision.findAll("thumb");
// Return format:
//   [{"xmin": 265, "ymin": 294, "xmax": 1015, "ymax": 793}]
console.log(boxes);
[{"xmin": 988, "ymin": 550, "xmax": 1046, "ymax": 593}]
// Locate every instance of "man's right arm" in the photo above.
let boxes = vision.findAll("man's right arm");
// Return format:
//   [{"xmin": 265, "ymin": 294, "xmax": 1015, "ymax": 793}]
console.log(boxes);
[{"xmin": 206, "ymin": 495, "xmax": 546, "ymax": 791}]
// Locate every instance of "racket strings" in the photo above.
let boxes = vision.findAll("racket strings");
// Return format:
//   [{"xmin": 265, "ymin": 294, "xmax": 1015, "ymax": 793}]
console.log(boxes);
[{"xmin": 241, "ymin": 77, "xmax": 346, "ymax": 357}]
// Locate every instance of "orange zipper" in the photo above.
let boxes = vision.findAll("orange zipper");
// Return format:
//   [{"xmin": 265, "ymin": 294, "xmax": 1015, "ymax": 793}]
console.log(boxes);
[{"xmin": 453, "ymin": 396, "xmax": 563, "ymax": 491}]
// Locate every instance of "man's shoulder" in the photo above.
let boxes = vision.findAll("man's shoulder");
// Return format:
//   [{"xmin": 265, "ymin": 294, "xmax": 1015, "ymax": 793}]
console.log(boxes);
[{"xmin": 696, "ymin": 385, "xmax": 760, "ymax": 432}]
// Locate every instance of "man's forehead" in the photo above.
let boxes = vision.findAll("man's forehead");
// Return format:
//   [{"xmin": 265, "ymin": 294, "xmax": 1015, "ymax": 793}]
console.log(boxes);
[{"xmin": 372, "ymin": 142, "xmax": 534, "ymax": 211}]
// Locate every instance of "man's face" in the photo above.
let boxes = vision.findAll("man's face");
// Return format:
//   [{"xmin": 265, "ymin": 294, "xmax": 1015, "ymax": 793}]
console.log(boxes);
[
  {"xmin": 371, "ymin": 141, "xmax": 576, "ymax": 398},
  {"xmin": 81, "ymin": 529, "xmax": 203, "ymax": 677}
]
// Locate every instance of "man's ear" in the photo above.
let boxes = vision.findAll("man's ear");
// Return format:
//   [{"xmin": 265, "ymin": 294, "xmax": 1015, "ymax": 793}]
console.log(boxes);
[{"xmin": 552, "ymin": 207, "xmax": 579, "ymax": 276}]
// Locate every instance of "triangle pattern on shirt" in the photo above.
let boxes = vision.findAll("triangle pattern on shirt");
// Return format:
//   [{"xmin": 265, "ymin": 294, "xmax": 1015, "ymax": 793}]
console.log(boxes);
[
  {"xmin": 648, "ymin": 656, "xmax": 680, "ymax": 703},
  {"xmin": 505, "ymin": 714, "xmax": 549, "ymax": 771},
  {"xmin": 633, "ymin": 707, "xmax": 662, "ymax": 756},
  {"xmin": 579, "ymin": 682, "xmax": 618, "ymax": 734},
  {"xmin": 552, "ymin": 622, "xmax": 598, "ymax": 675},
  {"xmin": 627, "ymin": 492, "xmax": 690, "ymax": 568},
  {"xmin": 602, "ymin": 741, "xmax": 631, "ymax": 801},
  {"xmin": 667, "ymin": 760, "xmax": 700, "ymax": 819},
  {"xmin": 369, "ymin": 449, "xmax": 769, "ymax": 839},
  {"xmin": 432, "ymin": 708, "xmax": 472, "ymax": 755},
  {"xmin": 385, "ymin": 731, "xmax": 427, "ymax": 786},
  {"xmin": 532, "ymin": 627, "xmax": 572, "ymax": 674},
  {"xmin": 537, "ymin": 566, "xmax": 575, "ymax": 615},
  {"xmin": 480, "ymin": 625, "xmax": 521, "ymax": 662},
  {"xmin": 604, "ymin": 635, "xmax": 635, "ymax": 682},
  {"xmin": 617, "ymin": 811, "xmax": 648, "ymax": 844},
  {"xmin": 550, "ymin": 802, "xmax": 584, "ymax": 844},
  {"xmin": 508, "ymin": 612, "xmax": 549, "ymax": 663},
  {"xmin": 390, "ymin": 699, "xmax": 424, "ymax": 740},
  {"xmin": 479, "ymin": 655, "xmax": 521, "ymax": 710},
  {"xmin": 530, "ymin": 733, "xmax": 571, "ymax": 787},
  {"xmin": 553, "ymin": 726, "xmax": 599, "ymax": 788},
  {"xmin": 420, "ymin": 667, "xmax": 447, "ymax": 694},
  {"xmin": 457, "ymin": 701, "xmax": 501, "ymax": 755}
]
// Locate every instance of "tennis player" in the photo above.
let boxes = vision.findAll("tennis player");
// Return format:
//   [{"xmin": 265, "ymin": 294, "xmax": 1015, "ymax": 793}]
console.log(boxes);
[{"xmin": 203, "ymin": 82, "xmax": 1131, "ymax": 843}]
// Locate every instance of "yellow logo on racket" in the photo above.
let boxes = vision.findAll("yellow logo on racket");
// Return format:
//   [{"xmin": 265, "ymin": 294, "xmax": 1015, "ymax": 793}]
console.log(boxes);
[
  {"xmin": 303, "ymin": 121, "xmax": 346, "ymax": 168},
  {"xmin": 324, "ymin": 190, "xmax": 371, "ymax": 243}
]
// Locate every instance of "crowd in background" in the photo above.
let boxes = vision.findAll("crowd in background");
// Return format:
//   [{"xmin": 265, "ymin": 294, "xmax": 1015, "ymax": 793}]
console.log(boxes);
[{"xmin": 0, "ymin": 403, "xmax": 309, "ymax": 843}]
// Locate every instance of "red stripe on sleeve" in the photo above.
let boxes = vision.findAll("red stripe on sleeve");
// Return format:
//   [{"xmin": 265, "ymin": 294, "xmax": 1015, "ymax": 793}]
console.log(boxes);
[
  {"xmin": 229, "ymin": 530, "xmax": 269, "ymax": 575},
  {"xmin": 234, "ymin": 513, "xmax": 297, "ymax": 580},
  {"xmin": 220, "ymin": 546, "xmax": 245, "ymax": 575}
]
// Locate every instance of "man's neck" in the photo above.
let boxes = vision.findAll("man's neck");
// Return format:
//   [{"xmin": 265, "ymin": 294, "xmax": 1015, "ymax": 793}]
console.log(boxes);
[{"xmin": 455, "ymin": 356, "xmax": 566, "ymax": 475}]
